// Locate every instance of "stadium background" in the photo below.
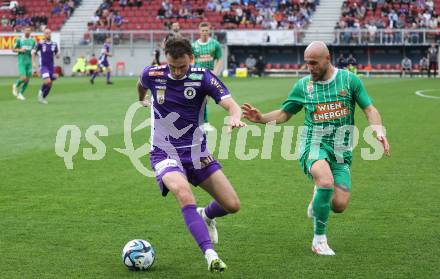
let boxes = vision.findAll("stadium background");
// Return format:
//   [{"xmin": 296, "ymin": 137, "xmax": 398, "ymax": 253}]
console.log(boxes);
[{"xmin": 1, "ymin": 0, "xmax": 440, "ymax": 278}]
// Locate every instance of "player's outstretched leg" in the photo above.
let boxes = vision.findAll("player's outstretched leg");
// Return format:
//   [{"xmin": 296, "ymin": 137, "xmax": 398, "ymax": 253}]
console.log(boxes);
[
  {"xmin": 197, "ymin": 200, "xmax": 229, "ymax": 244},
  {"xmin": 163, "ymin": 172, "xmax": 227, "ymax": 272},
  {"xmin": 12, "ymin": 79, "xmax": 23, "ymax": 97},
  {"xmin": 199, "ymin": 170, "xmax": 240, "ymax": 244},
  {"xmin": 39, "ymin": 81, "xmax": 51, "ymax": 104},
  {"xmin": 90, "ymin": 70, "xmax": 98, "ymax": 84},
  {"xmin": 311, "ymin": 187, "xmax": 335, "ymax": 255},
  {"xmin": 310, "ymin": 160, "xmax": 335, "ymax": 256},
  {"xmin": 106, "ymin": 70, "xmax": 113, "ymax": 85},
  {"xmin": 17, "ymin": 79, "xmax": 29, "ymax": 100}
]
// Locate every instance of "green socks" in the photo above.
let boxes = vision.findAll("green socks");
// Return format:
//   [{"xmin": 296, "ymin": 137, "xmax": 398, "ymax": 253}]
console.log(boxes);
[
  {"xmin": 20, "ymin": 81, "xmax": 29, "ymax": 94},
  {"xmin": 313, "ymin": 187, "xmax": 334, "ymax": 235},
  {"xmin": 15, "ymin": 79, "xmax": 24, "ymax": 88}
]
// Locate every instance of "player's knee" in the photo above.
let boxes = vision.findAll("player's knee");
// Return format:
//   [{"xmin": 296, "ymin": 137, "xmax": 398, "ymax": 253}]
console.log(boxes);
[
  {"xmin": 315, "ymin": 176, "xmax": 334, "ymax": 188},
  {"xmin": 224, "ymin": 198, "xmax": 240, "ymax": 214},
  {"xmin": 170, "ymin": 183, "xmax": 193, "ymax": 204},
  {"xmin": 332, "ymin": 200, "xmax": 348, "ymax": 213}
]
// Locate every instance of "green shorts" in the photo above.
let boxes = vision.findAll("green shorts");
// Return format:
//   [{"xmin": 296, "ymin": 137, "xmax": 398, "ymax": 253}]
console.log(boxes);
[
  {"xmin": 299, "ymin": 145, "xmax": 352, "ymax": 191},
  {"xmin": 18, "ymin": 63, "xmax": 32, "ymax": 78}
]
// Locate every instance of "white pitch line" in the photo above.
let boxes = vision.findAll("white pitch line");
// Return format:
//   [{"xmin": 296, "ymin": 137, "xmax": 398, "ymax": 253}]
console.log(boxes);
[{"xmin": 415, "ymin": 89, "xmax": 440, "ymax": 99}]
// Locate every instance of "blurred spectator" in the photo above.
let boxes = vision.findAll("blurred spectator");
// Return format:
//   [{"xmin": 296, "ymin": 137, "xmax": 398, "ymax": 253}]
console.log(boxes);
[
  {"xmin": 336, "ymin": 53, "xmax": 347, "ymax": 68},
  {"xmin": 255, "ymin": 55, "xmax": 265, "ymax": 77},
  {"xmin": 400, "ymin": 56, "xmax": 412, "ymax": 77},
  {"xmin": 72, "ymin": 55, "xmax": 87, "ymax": 76},
  {"xmin": 346, "ymin": 53, "xmax": 357, "ymax": 66},
  {"xmin": 428, "ymin": 43, "xmax": 438, "ymax": 77},
  {"xmin": 1, "ymin": 15, "xmax": 8, "ymax": 27},
  {"xmin": 228, "ymin": 54, "xmax": 238, "ymax": 73},
  {"xmin": 419, "ymin": 55, "xmax": 429, "ymax": 77},
  {"xmin": 245, "ymin": 54, "xmax": 257, "ymax": 75}
]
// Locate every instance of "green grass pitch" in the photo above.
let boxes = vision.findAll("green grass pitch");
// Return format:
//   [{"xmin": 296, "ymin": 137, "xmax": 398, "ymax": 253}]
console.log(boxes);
[{"xmin": 0, "ymin": 76, "xmax": 439, "ymax": 278}]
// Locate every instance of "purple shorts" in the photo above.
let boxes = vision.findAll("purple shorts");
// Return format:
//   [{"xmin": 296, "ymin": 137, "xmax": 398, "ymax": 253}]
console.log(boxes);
[
  {"xmin": 41, "ymin": 67, "xmax": 55, "ymax": 80},
  {"xmin": 99, "ymin": 60, "xmax": 109, "ymax": 68},
  {"xmin": 150, "ymin": 147, "xmax": 222, "ymax": 197}
]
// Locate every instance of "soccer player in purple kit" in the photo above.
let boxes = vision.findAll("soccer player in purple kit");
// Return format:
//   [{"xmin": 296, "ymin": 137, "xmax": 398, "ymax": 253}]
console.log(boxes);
[
  {"xmin": 137, "ymin": 37, "xmax": 245, "ymax": 272},
  {"xmin": 90, "ymin": 36, "xmax": 113, "ymax": 85},
  {"xmin": 32, "ymin": 28, "xmax": 60, "ymax": 105}
]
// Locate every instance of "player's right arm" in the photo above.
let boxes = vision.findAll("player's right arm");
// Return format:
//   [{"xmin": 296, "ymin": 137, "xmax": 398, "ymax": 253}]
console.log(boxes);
[
  {"xmin": 12, "ymin": 39, "xmax": 24, "ymax": 53},
  {"xmin": 137, "ymin": 66, "xmax": 153, "ymax": 107},
  {"xmin": 137, "ymin": 80, "xmax": 150, "ymax": 107},
  {"xmin": 241, "ymin": 103, "xmax": 292, "ymax": 124}
]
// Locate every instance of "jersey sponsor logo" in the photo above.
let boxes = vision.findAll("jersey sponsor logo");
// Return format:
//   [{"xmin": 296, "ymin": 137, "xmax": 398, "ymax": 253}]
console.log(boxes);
[
  {"xmin": 184, "ymin": 81, "xmax": 201, "ymax": 87},
  {"xmin": 190, "ymin": 67, "xmax": 206, "ymax": 72},
  {"xmin": 210, "ymin": 77, "xmax": 225, "ymax": 94},
  {"xmin": 151, "ymin": 65, "xmax": 167, "ymax": 70},
  {"xmin": 154, "ymin": 158, "xmax": 178, "ymax": 175},
  {"xmin": 154, "ymin": 78, "xmax": 167, "ymax": 84},
  {"xmin": 155, "ymin": 85, "xmax": 167, "ymax": 90},
  {"xmin": 188, "ymin": 73, "xmax": 203, "ymax": 80},
  {"xmin": 184, "ymin": 87, "xmax": 197, "ymax": 99},
  {"xmin": 313, "ymin": 101, "xmax": 349, "ymax": 122},
  {"xmin": 149, "ymin": 71, "xmax": 164, "ymax": 77},
  {"xmin": 157, "ymin": 89, "xmax": 165, "ymax": 104},
  {"xmin": 197, "ymin": 55, "xmax": 214, "ymax": 62}
]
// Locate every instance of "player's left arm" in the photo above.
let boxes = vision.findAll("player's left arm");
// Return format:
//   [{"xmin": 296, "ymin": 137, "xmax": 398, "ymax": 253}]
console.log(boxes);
[
  {"xmin": 213, "ymin": 41, "xmax": 223, "ymax": 76},
  {"xmin": 362, "ymin": 105, "xmax": 390, "ymax": 156},
  {"xmin": 55, "ymin": 44, "xmax": 60, "ymax": 59},
  {"xmin": 352, "ymin": 73, "xmax": 390, "ymax": 156},
  {"xmin": 219, "ymin": 97, "xmax": 246, "ymax": 131}
]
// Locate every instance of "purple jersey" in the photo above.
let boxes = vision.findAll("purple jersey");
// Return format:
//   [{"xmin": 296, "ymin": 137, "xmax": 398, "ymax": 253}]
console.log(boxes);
[
  {"xmin": 139, "ymin": 65, "xmax": 230, "ymax": 149},
  {"xmin": 99, "ymin": 43, "xmax": 110, "ymax": 65},
  {"xmin": 34, "ymin": 40, "xmax": 58, "ymax": 69}
]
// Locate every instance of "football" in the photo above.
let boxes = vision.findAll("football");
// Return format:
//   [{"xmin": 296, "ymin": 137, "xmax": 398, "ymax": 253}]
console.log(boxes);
[{"xmin": 122, "ymin": 239, "xmax": 155, "ymax": 271}]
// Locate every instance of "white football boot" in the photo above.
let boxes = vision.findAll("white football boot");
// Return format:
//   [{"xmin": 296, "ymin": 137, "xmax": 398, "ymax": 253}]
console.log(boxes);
[
  {"xmin": 312, "ymin": 234, "xmax": 335, "ymax": 256},
  {"xmin": 197, "ymin": 207, "xmax": 218, "ymax": 244},
  {"xmin": 16, "ymin": 93, "xmax": 26, "ymax": 101},
  {"xmin": 38, "ymin": 90, "xmax": 48, "ymax": 104},
  {"xmin": 12, "ymin": 84, "xmax": 18, "ymax": 96},
  {"xmin": 205, "ymin": 249, "xmax": 227, "ymax": 273}
]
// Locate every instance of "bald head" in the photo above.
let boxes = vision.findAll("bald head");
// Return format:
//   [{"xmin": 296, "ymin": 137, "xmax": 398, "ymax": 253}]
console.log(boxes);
[
  {"xmin": 304, "ymin": 41, "xmax": 329, "ymax": 58},
  {"xmin": 304, "ymin": 41, "xmax": 333, "ymax": 81}
]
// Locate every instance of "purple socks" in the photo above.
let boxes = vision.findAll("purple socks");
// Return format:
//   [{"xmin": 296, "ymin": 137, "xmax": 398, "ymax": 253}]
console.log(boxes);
[
  {"xmin": 106, "ymin": 72, "xmax": 111, "ymax": 82},
  {"xmin": 91, "ymin": 71, "xmax": 98, "ymax": 80},
  {"xmin": 204, "ymin": 200, "xmax": 229, "ymax": 219},
  {"xmin": 181, "ymin": 204, "xmax": 213, "ymax": 253},
  {"xmin": 41, "ymin": 83, "xmax": 52, "ymax": 98}
]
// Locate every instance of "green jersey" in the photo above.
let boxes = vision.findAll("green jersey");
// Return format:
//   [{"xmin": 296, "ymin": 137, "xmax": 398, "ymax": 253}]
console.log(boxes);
[
  {"xmin": 192, "ymin": 38, "xmax": 222, "ymax": 70},
  {"xmin": 281, "ymin": 69, "xmax": 373, "ymax": 163},
  {"xmin": 14, "ymin": 36, "xmax": 36, "ymax": 65}
]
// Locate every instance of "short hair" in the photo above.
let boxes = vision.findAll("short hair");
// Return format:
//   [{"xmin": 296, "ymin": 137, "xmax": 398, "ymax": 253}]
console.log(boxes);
[
  {"xmin": 164, "ymin": 36, "xmax": 193, "ymax": 59},
  {"xmin": 199, "ymin": 22, "xmax": 210, "ymax": 28}
]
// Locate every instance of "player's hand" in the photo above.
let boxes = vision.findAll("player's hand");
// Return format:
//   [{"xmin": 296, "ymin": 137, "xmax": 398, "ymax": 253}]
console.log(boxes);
[
  {"xmin": 377, "ymin": 135, "xmax": 390, "ymax": 156},
  {"xmin": 241, "ymin": 103, "xmax": 263, "ymax": 123},
  {"xmin": 139, "ymin": 99, "xmax": 150, "ymax": 107},
  {"xmin": 228, "ymin": 116, "xmax": 246, "ymax": 132}
]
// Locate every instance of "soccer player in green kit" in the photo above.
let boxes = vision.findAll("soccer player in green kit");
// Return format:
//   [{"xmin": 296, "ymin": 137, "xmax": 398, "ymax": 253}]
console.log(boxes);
[
  {"xmin": 192, "ymin": 22, "xmax": 223, "ymax": 131},
  {"xmin": 241, "ymin": 41, "xmax": 390, "ymax": 256},
  {"xmin": 12, "ymin": 26, "xmax": 36, "ymax": 101}
]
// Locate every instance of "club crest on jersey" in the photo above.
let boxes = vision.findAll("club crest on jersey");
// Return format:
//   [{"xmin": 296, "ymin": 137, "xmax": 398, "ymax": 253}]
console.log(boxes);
[
  {"xmin": 157, "ymin": 89, "xmax": 165, "ymax": 104},
  {"xmin": 184, "ymin": 87, "xmax": 196, "ymax": 99},
  {"xmin": 339, "ymin": 89, "xmax": 347, "ymax": 97},
  {"xmin": 188, "ymin": 73, "xmax": 203, "ymax": 80}
]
